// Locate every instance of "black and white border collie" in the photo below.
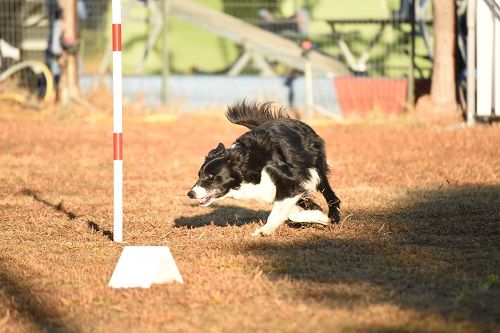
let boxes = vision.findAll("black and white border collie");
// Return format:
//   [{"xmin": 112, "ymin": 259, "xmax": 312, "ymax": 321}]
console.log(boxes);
[{"xmin": 187, "ymin": 101, "xmax": 341, "ymax": 236}]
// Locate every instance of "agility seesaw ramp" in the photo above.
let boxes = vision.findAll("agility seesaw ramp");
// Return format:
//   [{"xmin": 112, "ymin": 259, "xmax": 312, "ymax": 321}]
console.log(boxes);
[{"xmin": 169, "ymin": 0, "xmax": 350, "ymax": 76}]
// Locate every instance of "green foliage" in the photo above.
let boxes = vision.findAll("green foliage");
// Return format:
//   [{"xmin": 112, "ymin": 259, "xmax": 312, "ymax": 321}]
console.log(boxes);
[
  {"xmin": 82, "ymin": 0, "xmax": 432, "ymax": 76},
  {"xmin": 480, "ymin": 274, "xmax": 498, "ymax": 292},
  {"xmin": 222, "ymin": 0, "xmax": 281, "ymax": 19}
]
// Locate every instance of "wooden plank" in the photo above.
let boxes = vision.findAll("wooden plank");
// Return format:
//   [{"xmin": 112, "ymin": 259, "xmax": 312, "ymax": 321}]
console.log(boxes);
[{"xmin": 169, "ymin": 0, "xmax": 350, "ymax": 76}]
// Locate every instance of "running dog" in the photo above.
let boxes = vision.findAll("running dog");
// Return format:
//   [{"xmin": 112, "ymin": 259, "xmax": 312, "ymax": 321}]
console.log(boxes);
[{"xmin": 187, "ymin": 101, "xmax": 341, "ymax": 236}]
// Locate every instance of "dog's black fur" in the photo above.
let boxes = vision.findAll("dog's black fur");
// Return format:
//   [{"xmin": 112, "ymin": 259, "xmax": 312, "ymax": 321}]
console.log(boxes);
[{"xmin": 188, "ymin": 101, "xmax": 341, "ymax": 226}]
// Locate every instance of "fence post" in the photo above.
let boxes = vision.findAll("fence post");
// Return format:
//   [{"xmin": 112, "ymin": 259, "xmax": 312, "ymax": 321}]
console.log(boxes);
[
  {"xmin": 162, "ymin": 0, "xmax": 170, "ymax": 106},
  {"xmin": 476, "ymin": 0, "xmax": 497, "ymax": 118},
  {"xmin": 466, "ymin": 0, "xmax": 476, "ymax": 126},
  {"xmin": 408, "ymin": 0, "xmax": 416, "ymax": 107},
  {"xmin": 304, "ymin": 59, "xmax": 314, "ymax": 119}
]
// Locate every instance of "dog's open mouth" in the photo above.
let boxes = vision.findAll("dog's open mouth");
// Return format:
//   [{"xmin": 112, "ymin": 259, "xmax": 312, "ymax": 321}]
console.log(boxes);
[{"xmin": 199, "ymin": 189, "xmax": 218, "ymax": 207}]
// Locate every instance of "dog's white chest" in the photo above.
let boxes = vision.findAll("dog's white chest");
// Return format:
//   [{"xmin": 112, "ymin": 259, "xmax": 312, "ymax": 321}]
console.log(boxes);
[{"xmin": 226, "ymin": 169, "xmax": 276, "ymax": 203}]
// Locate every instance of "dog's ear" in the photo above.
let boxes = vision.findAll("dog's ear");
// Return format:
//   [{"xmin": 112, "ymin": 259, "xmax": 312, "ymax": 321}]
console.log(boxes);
[
  {"xmin": 206, "ymin": 143, "xmax": 226, "ymax": 160},
  {"xmin": 215, "ymin": 143, "xmax": 225, "ymax": 152}
]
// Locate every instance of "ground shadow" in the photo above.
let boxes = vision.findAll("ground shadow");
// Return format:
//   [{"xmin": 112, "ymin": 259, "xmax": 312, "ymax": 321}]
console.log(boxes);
[
  {"xmin": 242, "ymin": 185, "xmax": 500, "ymax": 329},
  {"xmin": 0, "ymin": 262, "xmax": 79, "ymax": 332},
  {"xmin": 174, "ymin": 204, "xmax": 269, "ymax": 228},
  {"xmin": 19, "ymin": 188, "xmax": 113, "ymax": 241},
  {"xmin": 0, "ymin": 190, "xmax": 112, "ymax": 331}
]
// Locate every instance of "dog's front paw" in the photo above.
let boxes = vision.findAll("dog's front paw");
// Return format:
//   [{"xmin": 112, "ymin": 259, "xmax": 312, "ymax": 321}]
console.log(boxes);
[
  {"xmin": 329, "ymin": 207, "xmax": 341, "ymax": 224},
  {"xmin": 251, "ymin": 227, "xmax": 274, "ymax": 237}
]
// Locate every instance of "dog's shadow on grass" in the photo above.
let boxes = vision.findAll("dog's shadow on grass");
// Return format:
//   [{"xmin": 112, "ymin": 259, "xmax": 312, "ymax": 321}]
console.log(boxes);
[
  {"xmin": 240, "ymin": 185, "xmax": 500, "ymax": 328},
  {"xmin": 19, "ymin": 188, "xmax": 114, "ymax": 241},
  {"xmin": 174, "ymin": 204, "xmax": 269, "ymax": 228}
]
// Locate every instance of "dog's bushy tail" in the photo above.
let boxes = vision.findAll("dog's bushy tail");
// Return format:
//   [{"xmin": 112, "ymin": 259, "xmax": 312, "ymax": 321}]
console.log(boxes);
[{"xmin": 226, "ymin": 101, "xmax": 289, "ymax": 130}]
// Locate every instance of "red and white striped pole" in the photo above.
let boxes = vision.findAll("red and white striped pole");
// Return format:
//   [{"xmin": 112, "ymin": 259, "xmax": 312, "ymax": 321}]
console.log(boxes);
[{"xmin": 112, "ymin": 0, "xmax": 123, "ymax": 243}]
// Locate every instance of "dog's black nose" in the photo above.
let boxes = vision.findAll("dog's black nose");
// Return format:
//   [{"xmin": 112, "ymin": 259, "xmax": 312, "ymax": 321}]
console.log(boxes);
[{"xmin": 187, "ymin": 190, "xmax": 195, "ymax": 199}]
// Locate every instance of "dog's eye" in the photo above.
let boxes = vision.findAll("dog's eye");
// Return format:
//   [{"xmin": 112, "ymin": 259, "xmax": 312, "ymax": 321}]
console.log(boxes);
[{"xmin": 206, "ymin": 174, "xmax": 213, "ymax": 180}]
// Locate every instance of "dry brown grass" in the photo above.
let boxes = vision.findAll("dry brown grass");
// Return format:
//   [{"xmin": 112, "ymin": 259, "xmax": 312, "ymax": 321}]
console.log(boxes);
[{"xmin": 0, "ymin": 102, "xmax": 499, "ymax": 333}]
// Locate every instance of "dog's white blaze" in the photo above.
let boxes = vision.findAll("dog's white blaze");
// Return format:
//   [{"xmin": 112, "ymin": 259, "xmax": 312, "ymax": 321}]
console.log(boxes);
[
  {"xmin": 191, "ymin": 185, "xmax": 207, "ymax": 199},
  {"xmin": 226, "ymin": 169, "xmax": 276, "ymax": 203},
  {"xmin": 303, "ymin": 168, "xmax": 320, "ymax": 191}
]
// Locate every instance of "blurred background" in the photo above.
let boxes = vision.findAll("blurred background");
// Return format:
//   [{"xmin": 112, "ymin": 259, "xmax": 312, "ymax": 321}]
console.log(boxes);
[{"xmin": 0, "ymin": 0, "xmax": 497, "ymax": 121}]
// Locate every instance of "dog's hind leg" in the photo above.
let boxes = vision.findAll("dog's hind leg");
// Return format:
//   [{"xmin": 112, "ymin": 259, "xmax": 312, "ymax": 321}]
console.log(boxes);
[
  {"xmin": 287, "ymin": 197, "xmax": 330, "ymax": 225},
  {"xmin": 317, "ymin": 172, "xmax": 341, "ymax": 223},
  {"xmin": 297, "ymin": 197, "xmax": 322, "ymax": 211},
  {"xmin": 252, "ymin": 195, "xmax": 300, "ymax": 236}
]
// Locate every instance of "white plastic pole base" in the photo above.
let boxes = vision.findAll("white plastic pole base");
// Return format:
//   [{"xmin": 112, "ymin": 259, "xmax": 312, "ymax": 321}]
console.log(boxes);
[{"xmin": 109, "ymin": 246, "xmax": 183, "ymax": 288}]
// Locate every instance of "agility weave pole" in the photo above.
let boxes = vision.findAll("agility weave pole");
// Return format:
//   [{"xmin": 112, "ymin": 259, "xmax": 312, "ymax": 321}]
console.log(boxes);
[
  {"xmin": 112, "ymin": 0, "xmax": 123, "ymax": 243},
  {"xmin": 109, "ymin": 0, "xmax": 183, "ymax": 287}
]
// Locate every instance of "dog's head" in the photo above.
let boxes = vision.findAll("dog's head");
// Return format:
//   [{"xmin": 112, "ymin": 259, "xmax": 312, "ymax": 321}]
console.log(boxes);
[{"xmin": 187, "ymin": 143, "xmax": 242, "ymax": 207}]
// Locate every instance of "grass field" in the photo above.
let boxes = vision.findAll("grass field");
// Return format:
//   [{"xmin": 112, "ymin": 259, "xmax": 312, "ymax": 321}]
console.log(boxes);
[{"xmin": 0, "ymin": 102, "xmax": 499, "ymax": 332}]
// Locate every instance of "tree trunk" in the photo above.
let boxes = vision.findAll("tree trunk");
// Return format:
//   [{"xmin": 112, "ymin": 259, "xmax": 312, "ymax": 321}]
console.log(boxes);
[{"xmin": 416, "ymin": 0, "xmax": 458, "ymax": 113}]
